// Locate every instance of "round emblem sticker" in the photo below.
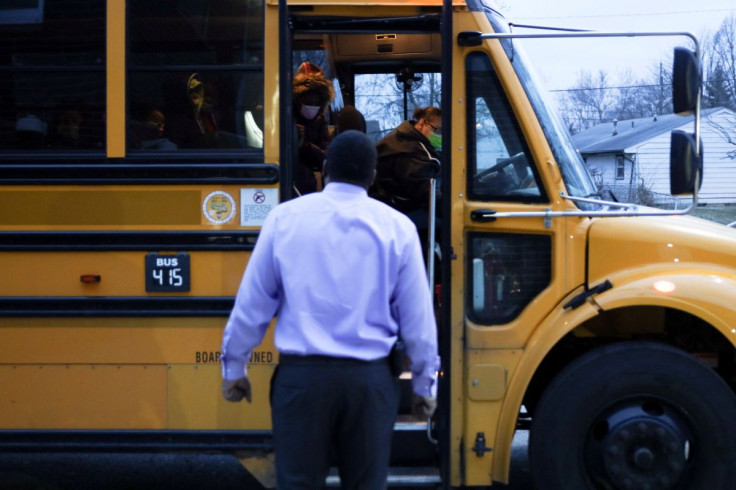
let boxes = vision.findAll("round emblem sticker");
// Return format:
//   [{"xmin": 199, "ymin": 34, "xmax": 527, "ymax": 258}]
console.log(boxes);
[{"xmin": 202, "ymin": 191, "xmax": 236, "ymax": 224}]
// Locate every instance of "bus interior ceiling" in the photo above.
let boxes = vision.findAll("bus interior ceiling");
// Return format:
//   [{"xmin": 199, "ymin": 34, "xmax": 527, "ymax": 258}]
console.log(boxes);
[{"xmin": 294, "ymin": 31, "xmax": 442, "ymax": 112}]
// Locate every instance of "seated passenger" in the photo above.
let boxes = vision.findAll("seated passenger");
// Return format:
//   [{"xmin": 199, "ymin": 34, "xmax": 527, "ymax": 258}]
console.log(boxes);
[
  {"xmin": 15, "ymin": 114, "xmax": 47, "ymax": 149},
  {"xmin": 163, "ymin": 73, "xmax": 217, "ymax": 149},
  {"xmin": 292, "ymin": 61, "xmax": 334, "ymax": 195},
  {"xmin": 128, "ymin": 100, "xmax": 177, "ymax": 150},
  {"xmin": 371, "ymin": 106, "xmax": 442, "ymax": 233},
  {"xmin": 48, "ymin": 108, "xmax": 84, "ymax": 149}
]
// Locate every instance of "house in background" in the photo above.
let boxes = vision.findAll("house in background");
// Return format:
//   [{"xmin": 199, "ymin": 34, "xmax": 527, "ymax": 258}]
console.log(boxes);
[{"xmin": 571, "ymin": 107, "xmax": 736, "ymax": 205}]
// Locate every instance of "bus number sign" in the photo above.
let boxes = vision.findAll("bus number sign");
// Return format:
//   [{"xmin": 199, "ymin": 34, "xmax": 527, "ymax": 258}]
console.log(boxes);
[{"xmin": 145, "ymin": 252, "xmax": 191, "ymax": 292}]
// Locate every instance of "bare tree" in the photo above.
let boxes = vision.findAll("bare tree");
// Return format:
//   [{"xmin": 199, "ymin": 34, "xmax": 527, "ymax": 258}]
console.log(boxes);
[
  {"xmin": 355, "ymin": 71, "xmax": 441, "ymax": 139},
  {"xmin": 701, "ymin": 15, "xmax": 736, "ymax": 159},
  {"xmin": 561, "ymin": 70, "xmax": 614, "ymax": 133},
  {"xmin": 703, "ymin": 15, "xmax": 736, "ymax": 111},
  {"xmin": 612, "ymin": 70, "xmax": 650, "ymax": 120},
  {"xmin": 638, "ymin": 62, "xmax": 672, "ymax": 117}
]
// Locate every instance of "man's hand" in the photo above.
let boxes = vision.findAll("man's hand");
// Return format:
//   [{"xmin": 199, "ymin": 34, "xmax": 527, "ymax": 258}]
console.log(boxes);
[
  {"xmin": 412, "ymin": 394, "xmax": 437, "ymax": 420},
  {"xmin": 222, "ymin": 377, "xmax": 252, "ymax": 403}
]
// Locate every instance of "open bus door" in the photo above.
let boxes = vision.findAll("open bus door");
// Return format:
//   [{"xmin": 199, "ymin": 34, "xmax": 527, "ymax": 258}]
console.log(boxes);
[{"xmin": 268, "ymin": 0, "xmax": 455, "ymax": 486}]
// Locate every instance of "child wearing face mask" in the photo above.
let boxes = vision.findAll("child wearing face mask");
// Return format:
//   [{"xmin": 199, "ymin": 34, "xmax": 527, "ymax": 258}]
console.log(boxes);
[{"xmin": 292, "ymin": 62, "xmax": 335, "ymax": 195}]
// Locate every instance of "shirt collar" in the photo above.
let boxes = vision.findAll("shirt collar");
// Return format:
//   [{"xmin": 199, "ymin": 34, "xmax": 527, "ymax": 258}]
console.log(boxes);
[{"xmin": 323, "ymin": 181, "xmax": 368, "ymax": 196}]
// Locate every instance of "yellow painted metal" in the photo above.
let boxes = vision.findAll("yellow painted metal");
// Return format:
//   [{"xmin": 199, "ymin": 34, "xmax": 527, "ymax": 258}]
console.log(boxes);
[
  {"xmin": 263, "ymin": 2, "xmax": 280, "ymax": 166},
  {"xmin": 594, "ymin": 271, "xmax": 736, "ymax": 336},
  {"xmin": 238, "ymin": 452, "xmax": 277, "ymax": 489},
  {"xmin": 0, "ymin": 251, "xmax": 248, "ymax": 296},
  {"xmin": 451, "ymin": 10, "xmax": 582, "ymax": 486},
  {"xmin": 0, "ymin": 362, "xmax": 279, "ymax": 431},
  {"xmin": 0, "ymin": 317, "xmax": 278, "ymax": 366},
  {"xmin": 467, "ymin": 364, "xmax": 507, "ymax": 401},
  {"xmin": 445, "ymin": 9, "xmax": 471, "ymax": 487},
  {"xmin": 462, "ymin": 350, "xmax": 522, "ymax": 485},
  {"xmin": 460, "ymin": 17, "xmax": 578, "ymax": 352},
  {"xmin": 587, "ymin": 214, "xmax": 736, "ymax": 285},
  {"xmin": 0, "ymin": 185, "xmax": 260, "ymax": 230},
  {"xmin": 490, "ymin": 295, "xmax": 599, "ymax": 483},
  {"xmin": 107, "ymin": 0, "xmax": 126, "ymax": 158},
  {"xmin": 0, "ymin": 316, "xmax": 278, "ymax": 430},
  {"xmin": 0, "ymin": 364, "xmax": 167, "ymax": 429},
  {"xmin": 168, "ymin": 364, "xmax": 276, "ymax": 429},
  {"xmin": 0, "ymin": 317, "xmax": 227, "ymax": 364},
  {"xmin": 0, "ymin": 189, "xmax": 199, "ymax": 227}
]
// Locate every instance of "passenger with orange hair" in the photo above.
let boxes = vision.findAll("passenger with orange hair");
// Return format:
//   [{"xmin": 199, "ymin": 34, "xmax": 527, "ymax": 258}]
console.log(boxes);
[{"xmin": 292, "ymin": 61, "xmax": 335, "ymax": 195}]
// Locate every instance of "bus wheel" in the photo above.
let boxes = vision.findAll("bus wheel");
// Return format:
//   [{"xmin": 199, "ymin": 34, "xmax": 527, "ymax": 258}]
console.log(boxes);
[{"xmin": 529, "ymin": 341, "xmax": 736, "ymax": 490}]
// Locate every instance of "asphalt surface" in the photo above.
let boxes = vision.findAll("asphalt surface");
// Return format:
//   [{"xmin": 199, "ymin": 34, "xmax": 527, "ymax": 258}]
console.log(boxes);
[{"xmin": 0, "ymin": 432, "xmax": 533, "ymax": 489}]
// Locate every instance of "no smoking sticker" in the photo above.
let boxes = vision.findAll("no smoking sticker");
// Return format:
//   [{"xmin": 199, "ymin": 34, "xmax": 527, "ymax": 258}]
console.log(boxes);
[{"xmin": 240, "ymin": 188, "xmax": 278, "ymax": 226}]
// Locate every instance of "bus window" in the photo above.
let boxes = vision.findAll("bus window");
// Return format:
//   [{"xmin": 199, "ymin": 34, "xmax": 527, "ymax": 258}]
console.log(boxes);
[
  {"xmin": 0, "ymin": 0, "xmax": 106, "ymax": 152},
  {"xmin": 127, "ymin": 0, "xmax": 264, "ymax": 152},
  {"xmin": 467, "ymin": 232, "xmax": 551, "ymax": 325},
  {"xmin": 466, "ymin": 51, "xmax": 545, "ymax": 202},
  {"xmin": 354, "ymin": 72, "xmax": 441, "ymax": 143}
]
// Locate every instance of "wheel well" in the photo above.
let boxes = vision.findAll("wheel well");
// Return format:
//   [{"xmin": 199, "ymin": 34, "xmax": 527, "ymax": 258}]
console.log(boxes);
[{"xmin": 522, "ymin": 306, "xmax": 736, "ymax": 417}]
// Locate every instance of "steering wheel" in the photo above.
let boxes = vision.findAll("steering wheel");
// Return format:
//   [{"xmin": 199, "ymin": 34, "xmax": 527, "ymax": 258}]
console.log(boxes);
[
  {"xmin": 473, "ymin": 152, "xmax": 526, "ymax": 195},
  {"xmin": 475, "ymin": 152, "xmax": 525, "ymax": 181}
]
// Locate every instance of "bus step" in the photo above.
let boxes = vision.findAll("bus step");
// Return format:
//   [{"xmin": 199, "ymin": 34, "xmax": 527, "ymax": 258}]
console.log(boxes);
[
  {"xmin": 391, "ymin": 420, "xmax": 437, "ymax": 464},
  {"xmin": 326, "ymin": 466, "xmax": 441, "ymax": 487}
]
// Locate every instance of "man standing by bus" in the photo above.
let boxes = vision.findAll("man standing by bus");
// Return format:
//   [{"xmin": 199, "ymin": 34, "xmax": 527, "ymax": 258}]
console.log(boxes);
[{"xmin": 220, "ymin": 130, "xmax": 439, "ymax": 489}]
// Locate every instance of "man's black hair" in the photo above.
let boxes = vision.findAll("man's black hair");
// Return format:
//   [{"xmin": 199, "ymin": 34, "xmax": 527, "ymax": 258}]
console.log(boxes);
[{"xmin": 324, "ymin": 130, "xmax": 377, "ymax": 188}]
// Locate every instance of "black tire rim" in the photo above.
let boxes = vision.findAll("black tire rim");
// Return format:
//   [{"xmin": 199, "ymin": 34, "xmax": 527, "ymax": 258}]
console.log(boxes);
[{"xmin": 584, "ymin": 396, "xmax": 695, "ymax": 489}]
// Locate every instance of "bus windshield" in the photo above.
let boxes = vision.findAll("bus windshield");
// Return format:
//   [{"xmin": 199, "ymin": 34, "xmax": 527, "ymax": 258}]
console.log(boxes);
[{"xmin": 482, "ymin": 6, "xmax": 600, "ymax": 209}]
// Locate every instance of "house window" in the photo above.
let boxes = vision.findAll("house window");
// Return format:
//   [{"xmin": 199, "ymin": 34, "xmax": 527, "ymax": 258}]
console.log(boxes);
[{"xmin": 615, "ymin": 156, "xmax": 625, "ymax": 180}]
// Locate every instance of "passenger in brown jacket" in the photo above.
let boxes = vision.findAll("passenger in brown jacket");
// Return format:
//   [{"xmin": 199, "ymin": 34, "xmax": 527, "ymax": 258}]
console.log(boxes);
[{"xmin": 371, "ymin": 106, "xmax": 442, "ymax": 232}]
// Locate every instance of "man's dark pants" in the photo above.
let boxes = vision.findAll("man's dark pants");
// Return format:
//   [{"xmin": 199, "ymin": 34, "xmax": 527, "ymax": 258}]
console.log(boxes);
[{"xmin": 271, "ymin": 355, "xmax": 400, "ymax": 489}]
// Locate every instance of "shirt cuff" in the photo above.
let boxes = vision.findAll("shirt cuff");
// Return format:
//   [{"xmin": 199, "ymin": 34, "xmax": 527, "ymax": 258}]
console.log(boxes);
[
  {"xmin": 221, "ymin": 360, "xmax": 248, "ymax": 380},
  {"xmin": 411, "ymin": 355, "xmax": 440, "ymax": 397}
]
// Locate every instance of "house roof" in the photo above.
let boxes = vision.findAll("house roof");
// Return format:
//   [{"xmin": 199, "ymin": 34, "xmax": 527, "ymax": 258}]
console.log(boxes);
[{"xmin": 572, "ymin": 107, "xmax": 726, "ymax": 155}]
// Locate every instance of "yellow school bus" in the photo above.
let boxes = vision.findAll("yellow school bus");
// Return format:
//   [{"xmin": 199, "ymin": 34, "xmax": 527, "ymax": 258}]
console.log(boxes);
[{"xmin": 1, "ymin": 0, "xmax": 734, "ymax": 488}]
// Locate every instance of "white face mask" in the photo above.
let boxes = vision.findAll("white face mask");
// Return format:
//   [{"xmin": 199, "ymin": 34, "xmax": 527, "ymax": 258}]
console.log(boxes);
[{"xmin": 300, "ymin": 104, "xmax": 321, "ymax": 120}]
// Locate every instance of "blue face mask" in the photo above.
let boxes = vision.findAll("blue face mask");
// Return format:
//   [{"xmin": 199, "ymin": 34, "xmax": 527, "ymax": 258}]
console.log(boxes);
[{"xmin": 428, "ymin": 133, "xmax": 442, "ymax": 150}]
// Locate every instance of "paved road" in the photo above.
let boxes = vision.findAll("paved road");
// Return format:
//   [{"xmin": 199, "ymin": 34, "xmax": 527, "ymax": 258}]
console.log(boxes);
[{"xmin": 0, "ymin": 432, "xmax": 533, "ymax": 489}]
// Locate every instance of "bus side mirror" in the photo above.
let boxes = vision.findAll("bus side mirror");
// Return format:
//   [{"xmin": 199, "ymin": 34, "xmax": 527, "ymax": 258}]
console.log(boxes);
[
  {"xmin": 672, "ymin": 47, "xmax": 701, "ymax": 116},
  {"xmin": 670, "ymin": 130, "xmax": 702, "ymax": 195}
]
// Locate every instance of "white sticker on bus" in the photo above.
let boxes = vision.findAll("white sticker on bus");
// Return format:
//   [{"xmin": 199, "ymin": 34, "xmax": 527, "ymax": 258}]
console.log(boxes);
[{"xmin": 240, "ymin": 188, "xmax": 278, "ymax": 226}]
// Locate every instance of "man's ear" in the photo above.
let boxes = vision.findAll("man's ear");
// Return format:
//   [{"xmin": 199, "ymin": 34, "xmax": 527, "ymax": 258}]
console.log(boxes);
[{"xmin": 370, "ymin": 168, "xmax": 377, "ymax": 186}]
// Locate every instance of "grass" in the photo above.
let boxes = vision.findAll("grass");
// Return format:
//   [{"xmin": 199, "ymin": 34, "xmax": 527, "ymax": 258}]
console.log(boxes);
[{"xmin": 691, "ymin": 204, "xmax": 736, "ymax": 226}]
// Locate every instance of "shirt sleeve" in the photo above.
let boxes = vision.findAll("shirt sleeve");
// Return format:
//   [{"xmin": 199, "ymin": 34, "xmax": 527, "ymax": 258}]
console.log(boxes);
[
  {"xmin": 221, "ymin": 212, "xmax": 282, "ymax": 380},
  {"xmin": 392, "ymin": 229, "xmax": 440, "ymax": 397}
]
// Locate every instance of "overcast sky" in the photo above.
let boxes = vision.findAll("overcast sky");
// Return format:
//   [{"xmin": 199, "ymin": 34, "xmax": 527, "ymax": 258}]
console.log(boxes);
[{"xmin": 496, "ymin": 1, "xmax": 736, "ymax": 91}]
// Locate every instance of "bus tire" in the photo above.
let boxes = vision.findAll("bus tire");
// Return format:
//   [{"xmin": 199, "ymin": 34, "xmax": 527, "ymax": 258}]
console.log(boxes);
[{"xmin": 529, "ymin": 341, "xmax": 736, "ymax": 490}]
